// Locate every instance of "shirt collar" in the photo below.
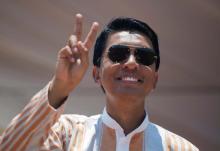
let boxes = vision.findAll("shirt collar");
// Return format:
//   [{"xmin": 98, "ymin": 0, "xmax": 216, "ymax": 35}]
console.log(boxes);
[{"xmin": 101, "ymin": 107, "xmax": 149, "ymax": 138}]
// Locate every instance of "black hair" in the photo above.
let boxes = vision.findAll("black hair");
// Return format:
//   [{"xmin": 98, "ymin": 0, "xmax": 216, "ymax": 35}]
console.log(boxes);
[{"xmin": 93, "ymin": 17, "xmax": 160, "ymax": 71}]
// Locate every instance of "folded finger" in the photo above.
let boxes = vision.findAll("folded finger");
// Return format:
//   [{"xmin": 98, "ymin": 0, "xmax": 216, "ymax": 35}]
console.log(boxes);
[
  {"xmin": 59, "ymin": 46, "xmax": 73, "ymax": 59},
  {"xmin": 77, "ymin": 41, "xmax": 89, "ymax": 63},
  {"xmin": 68, "ymin": 35, "xmax": 77, "ymax": 48}
]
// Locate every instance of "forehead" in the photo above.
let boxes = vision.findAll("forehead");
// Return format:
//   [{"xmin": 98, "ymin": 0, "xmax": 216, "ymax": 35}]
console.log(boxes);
[{"xmin": 106, "ymin": 31, "xmax": 152, "ymax": 49}]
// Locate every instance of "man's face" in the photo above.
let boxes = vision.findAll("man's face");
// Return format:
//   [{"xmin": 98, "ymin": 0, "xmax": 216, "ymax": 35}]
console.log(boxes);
[{"xmin": 94, "ymin": 31, "xmax": 158, "ymax": 101}]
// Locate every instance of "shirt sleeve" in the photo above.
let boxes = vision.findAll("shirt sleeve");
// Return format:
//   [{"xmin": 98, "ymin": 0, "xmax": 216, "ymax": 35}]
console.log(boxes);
[
  {"xmin": 0, "ymin": 83, "xmax": 67, "ymax": 151},
  {"xmin": 163, "ymin": 127, "xmax": 199, "ymax": 151}
]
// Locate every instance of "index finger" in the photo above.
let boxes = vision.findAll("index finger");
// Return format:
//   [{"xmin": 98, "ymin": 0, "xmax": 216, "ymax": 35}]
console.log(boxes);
[
  {"xmin": 83, "ymin": 22, "xmax": 99, "ymax": 50},
  {"xmin": 74, "ymin": 13, "xmax": 83, "ymax": 41}
]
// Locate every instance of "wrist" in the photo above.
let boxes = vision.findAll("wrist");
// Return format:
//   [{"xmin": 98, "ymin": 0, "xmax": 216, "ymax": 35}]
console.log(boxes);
[{"xmin": 48, "ymin": 78, "xmax": 71, "ymax": 108}]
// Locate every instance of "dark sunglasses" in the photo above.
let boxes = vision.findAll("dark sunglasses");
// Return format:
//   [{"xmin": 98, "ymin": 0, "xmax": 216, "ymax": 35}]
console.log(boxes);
[{"xmin": 107, "ymin": 45, "xmax": 157, "ymax": 66}]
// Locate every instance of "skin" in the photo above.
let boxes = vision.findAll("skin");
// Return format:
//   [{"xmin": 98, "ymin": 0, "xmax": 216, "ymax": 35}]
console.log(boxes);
[
  {"xmin": 49, "ymin": 14, "xmax": 158, "ymax": 135},
  {"xmin": 93, "ymin": 31, "xmax": 158, "ymax": 134},
  {"xmin": 48, "ymin": 14, "xmax": 99, "ymax": 108}
]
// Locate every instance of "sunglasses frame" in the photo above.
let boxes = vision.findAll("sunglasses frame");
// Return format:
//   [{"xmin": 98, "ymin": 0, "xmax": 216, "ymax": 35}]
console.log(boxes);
[{"xmin": 107, "ymin": 44, "xmax": 157, "ymax": 66}]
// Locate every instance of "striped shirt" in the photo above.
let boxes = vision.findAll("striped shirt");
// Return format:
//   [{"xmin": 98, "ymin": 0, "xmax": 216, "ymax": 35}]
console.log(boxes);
[{"xmin": 0, "ymin": 84, "xmax": 199, "ymax": 151}]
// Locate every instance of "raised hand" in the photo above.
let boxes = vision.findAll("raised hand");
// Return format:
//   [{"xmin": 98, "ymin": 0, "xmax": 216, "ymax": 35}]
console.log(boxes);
[{"xmin": 49, "ymin": 14, "xmax": 99, "ymax": 108}]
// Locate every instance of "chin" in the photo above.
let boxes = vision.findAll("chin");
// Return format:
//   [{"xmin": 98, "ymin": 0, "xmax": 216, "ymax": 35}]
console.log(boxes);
[{"xmin": 113, "ymin": 87, "xmax": 146, "ymax": 98}]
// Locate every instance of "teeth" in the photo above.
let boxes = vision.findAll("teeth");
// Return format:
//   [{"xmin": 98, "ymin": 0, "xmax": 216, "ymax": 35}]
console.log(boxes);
[{"xmin": 122, "ymin": 76, "xmax": 138, "ymax": 82}]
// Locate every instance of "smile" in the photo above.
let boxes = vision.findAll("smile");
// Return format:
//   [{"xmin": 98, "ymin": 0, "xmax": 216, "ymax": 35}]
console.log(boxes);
[{"xmin": 116, "ymin": 76, "xmax": 143, "ymax": 83}]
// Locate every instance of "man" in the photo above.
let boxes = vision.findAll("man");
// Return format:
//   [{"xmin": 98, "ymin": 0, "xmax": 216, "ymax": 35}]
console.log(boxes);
[{"xmin": 0, "ymin": 14, "xmax": 199, "ymax": 151}]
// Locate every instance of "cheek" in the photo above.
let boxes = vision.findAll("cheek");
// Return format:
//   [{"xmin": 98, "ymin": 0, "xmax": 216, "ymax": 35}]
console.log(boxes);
[
  {"xmin": 99, "ymin": 64, "xmax": 118, "ymax": 86},
  {"xmin": 142, "ymin": 69, "xmax": 157, "ymax": 86},
  {"xmin": 99, "ymin": 65, "xmax": 111, "ymax": 85}
]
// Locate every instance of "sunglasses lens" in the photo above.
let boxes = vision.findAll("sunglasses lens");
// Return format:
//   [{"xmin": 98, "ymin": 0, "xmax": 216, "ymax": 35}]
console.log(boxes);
[
  {"xmin": 135, "ymin": 48, "xmax": 156, "ymax": 66},
  {"xmin": 108, "ymin": 45, "xmax": 156, "ymax": 66},
  {"xmin": 108, "ymin": 45, "xmax": 129, "ymax": 63}
]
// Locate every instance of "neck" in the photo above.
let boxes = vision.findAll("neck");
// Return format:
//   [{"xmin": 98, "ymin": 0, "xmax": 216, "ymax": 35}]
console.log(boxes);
[{"xmin": 106, "ymin": 97, "xmax": 146, "ymax": 135}]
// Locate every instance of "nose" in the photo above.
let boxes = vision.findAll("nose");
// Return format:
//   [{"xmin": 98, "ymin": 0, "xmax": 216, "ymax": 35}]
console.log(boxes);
[{"xmin": 123, "ymin": 54, "xmax": 138, "ymax": 70}]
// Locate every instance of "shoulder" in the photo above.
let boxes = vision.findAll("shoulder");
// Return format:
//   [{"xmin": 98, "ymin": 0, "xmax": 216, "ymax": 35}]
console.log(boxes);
[
  {"xmin": 51, "ymin": 114, "xmax": 100, "ymax": 140},
  {"xmin": 57, "ymin": 114, "xmax": 100, "ymax": 127},
  {"xmin": 149, "ymin": 122, "xmax": 199, "ymax": 151}
]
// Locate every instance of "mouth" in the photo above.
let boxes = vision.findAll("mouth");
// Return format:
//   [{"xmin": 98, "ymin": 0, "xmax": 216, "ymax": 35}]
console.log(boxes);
[{"xmin": 116, "ymin": 76, "xmax": 143, "ymax": 83}]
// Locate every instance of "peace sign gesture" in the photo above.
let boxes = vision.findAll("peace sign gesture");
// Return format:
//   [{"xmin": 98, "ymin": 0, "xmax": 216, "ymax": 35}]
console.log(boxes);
[{"xmin": 49, "ymin": 14, "xmax": 99, "ymax": 108}]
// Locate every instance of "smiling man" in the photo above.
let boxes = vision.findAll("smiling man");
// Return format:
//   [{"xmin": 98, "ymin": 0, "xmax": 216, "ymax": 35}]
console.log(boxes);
[{"xmin": 0, "ymin": 14, "xmax": 198, "ymax": 151}]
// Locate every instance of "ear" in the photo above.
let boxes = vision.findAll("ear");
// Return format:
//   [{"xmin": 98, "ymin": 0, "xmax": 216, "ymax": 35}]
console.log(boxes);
[
  {"xmin": 93, "ymin": 66, "xmax": 101, "ymax": 84},
  {"xmin": 153, "ymin": 71, "xmax": 159, "ymax": 89}
]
